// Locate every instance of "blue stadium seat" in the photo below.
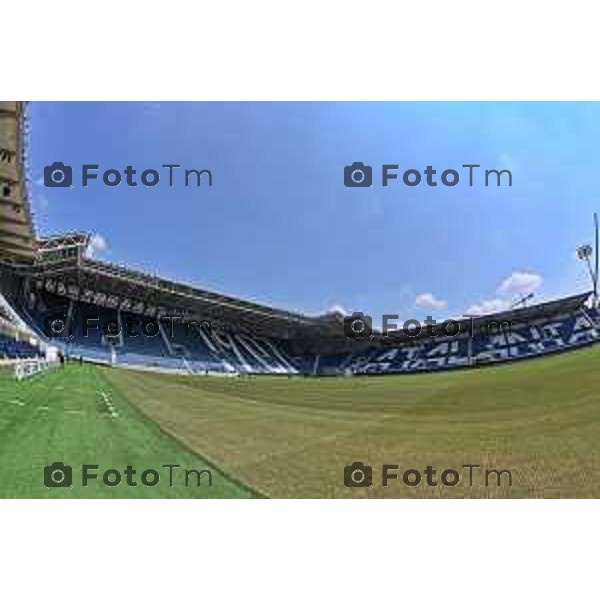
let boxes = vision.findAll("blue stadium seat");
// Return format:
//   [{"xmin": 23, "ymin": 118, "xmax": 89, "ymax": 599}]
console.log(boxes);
[{"xmin": 13, "ymin": 288, "xmax": 600, "ymax": 376}]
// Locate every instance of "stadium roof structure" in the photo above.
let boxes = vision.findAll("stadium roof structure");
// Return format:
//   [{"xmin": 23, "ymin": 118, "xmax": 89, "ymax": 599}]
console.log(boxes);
[
  {"xmin": 0, "ymin": 102, "xmax": 36, "ymax": 264},
  {"xmin": 477, "ymin": 292, "xmax": 591, "ymax": 325},
  {"xmin": 2, "ymin": 229, "xmax": 590, "ymax": 345},
  {"xmin": 14, "ymin": 230, "xmax": 592, "ymax": 347},
  {"xmin": 11, "ymin": 232, "xmax": 333, "ymax": 339},
  {"xmin": 378, "ymin": 291, "xmax": 592, "ymax": 346}
]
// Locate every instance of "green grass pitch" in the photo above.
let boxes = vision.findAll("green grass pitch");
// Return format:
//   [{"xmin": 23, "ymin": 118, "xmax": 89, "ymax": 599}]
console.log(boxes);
[
  {"xmin": 0, "ymin": 364, "xmax": 253, "ymax": 498},
  {"xmin": 1, "ymin": 345, "xmax": 600, "ymax": 498}
]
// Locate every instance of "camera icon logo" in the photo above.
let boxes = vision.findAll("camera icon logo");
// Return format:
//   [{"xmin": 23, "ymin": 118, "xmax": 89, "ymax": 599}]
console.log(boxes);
[
  {"xmin": 344, "ymin": 312, "xmax": 373, "ymax": 339},
  {"xmin": 44, "ymin": 162, "xmax": 73, "ymax": 188},
  {"xmin": 344, "ymin": 162, "xmax": 372, "ymax": 188},
  {"xmin": 44, "ymin": 462, "xmax": 73, "ymax": 488},
  {"xmin": 43, "ymin": 314, "xmax": 76, "ymax": 340},
  {"xmin": 344, "ymin": 462, "xmax": 373, "ymax": 488}
]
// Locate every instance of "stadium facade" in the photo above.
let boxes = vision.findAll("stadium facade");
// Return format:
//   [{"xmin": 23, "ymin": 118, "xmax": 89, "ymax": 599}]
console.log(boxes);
[{"xmin": 1, "ymin": 101, "xmax": 599, "ymax": 373}]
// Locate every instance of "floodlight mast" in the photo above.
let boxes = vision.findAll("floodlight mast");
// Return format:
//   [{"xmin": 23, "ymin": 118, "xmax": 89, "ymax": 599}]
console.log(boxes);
[
  {"xmin": 595, "ymin": 212, "xmax": 599, "ymax": 305},
  {"xmin": 576, "ymin": 213, "xmax": 599, "ymax": 307}
]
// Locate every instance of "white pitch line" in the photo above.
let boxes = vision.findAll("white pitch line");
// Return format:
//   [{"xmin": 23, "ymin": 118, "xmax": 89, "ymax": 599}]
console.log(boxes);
[{"xmin": 100, "ymin": 391, "xmax": 119, "ymax": 418}]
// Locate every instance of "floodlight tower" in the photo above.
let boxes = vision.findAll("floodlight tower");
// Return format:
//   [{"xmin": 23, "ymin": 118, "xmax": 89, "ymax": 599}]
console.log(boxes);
[
  {"xmin": 594, "ymin": 213, "xmax": 599, "ymax": 306},
  {"xmin": 576, "ymin": 213, "xmax": 599, "ymax": 306}
]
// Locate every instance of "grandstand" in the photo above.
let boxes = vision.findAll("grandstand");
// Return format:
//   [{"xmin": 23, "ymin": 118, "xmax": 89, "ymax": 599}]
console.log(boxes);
[
  {"xmin": 3, "ymin": 231, "xmax": 598, "ymax": 376},
  {"xmin": 345, "ymin": 294, "xmax": 600, "ymax": 375},
  {"xmin": 0, "ymin": 102, "xmax": 44, "ymax": 363},
  {"xmin": 1, "ymin": 289, "xmax": 45, "ymax": 360}
]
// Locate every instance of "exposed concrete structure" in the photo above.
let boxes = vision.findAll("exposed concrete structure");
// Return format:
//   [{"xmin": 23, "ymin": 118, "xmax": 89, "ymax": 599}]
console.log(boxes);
[{"xmin": 0, "ymin": 101, "xmax": 36, "ymax": 263}]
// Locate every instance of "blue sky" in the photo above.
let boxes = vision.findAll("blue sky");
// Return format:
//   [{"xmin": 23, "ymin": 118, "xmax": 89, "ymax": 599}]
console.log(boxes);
[{"xmin": 27, "ymin": 102, "xmax": 599, "ymax": 320}]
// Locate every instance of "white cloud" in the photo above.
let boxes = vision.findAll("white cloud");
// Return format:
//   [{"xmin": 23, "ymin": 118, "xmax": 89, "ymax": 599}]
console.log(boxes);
[
  {"xmin": 325, "ymin": 303, "xmax": 349, "ymax": 316},
  {"xmin": 465, "ymin": 298, "xmax": 511, "ymax": 316},
  {"xmin": 498, "ymin": 271, "xmax": 543, "ymax": 296},
  {"xmin": 463, "ymin": 271, "xmax": 543, "ymax": 317},
  {"xmin": 415, "ymin": 292, "xmax": 447, "ymax": 311},
  {"xmin": 85, "ymin": 233, "xmax": 108, "ymax": 258}
]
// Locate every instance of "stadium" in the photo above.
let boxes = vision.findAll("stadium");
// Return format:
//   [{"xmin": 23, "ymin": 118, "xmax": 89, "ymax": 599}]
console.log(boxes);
[{"xmin": 2, "ymin": 101, "xmax": 600, "ymax": 498}]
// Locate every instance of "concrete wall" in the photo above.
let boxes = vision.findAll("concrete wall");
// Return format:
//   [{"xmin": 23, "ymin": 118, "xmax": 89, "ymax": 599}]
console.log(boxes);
[{"xmin": 0, "ymin": 101, "xmax": 36, "ymax": 263}]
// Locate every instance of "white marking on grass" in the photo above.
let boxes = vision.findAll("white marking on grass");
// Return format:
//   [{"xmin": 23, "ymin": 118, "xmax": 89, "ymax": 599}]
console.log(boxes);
[
  {"xmin": 99, "ymin": 391, "xmax": 119, "ymax": 418},
  {"xmin": 37, "ymin": 406, "xmax": 49, "ymax": 411},
  {"xmin": 9, "ymin": 400, "xmax": 25, "ymax": 406}
]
